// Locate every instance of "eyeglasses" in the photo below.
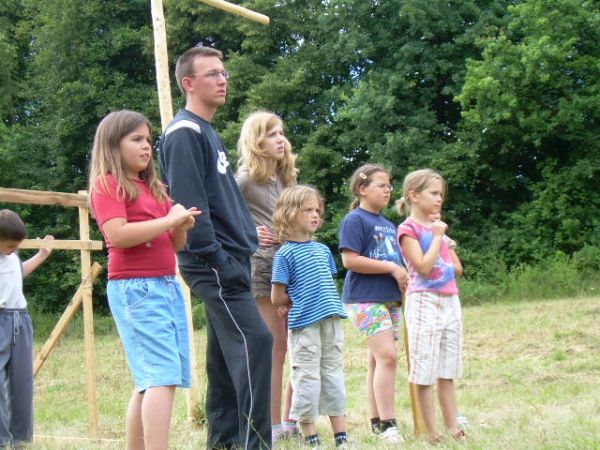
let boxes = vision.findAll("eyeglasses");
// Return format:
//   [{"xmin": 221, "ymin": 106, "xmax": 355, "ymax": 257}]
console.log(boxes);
[
  {"xmin": 372, "ymin": 183, "xmax": 393, "ymax": 191},
  {"xmin": 192, "ymin": 70, "xmax": 230, "ymax": 80}
]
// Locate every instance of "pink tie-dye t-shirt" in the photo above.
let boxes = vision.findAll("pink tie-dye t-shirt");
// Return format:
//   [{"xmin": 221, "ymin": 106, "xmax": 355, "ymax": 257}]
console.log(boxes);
[{"xmin": 397, "ymin": 218, "xmax": 458, "ymax": 295}]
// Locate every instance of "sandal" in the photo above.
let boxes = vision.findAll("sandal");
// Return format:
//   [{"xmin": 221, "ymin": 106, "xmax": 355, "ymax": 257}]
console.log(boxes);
[
  {"xmin": 453, "ymin": 429, "xmax": 468, "ymax": 441},
  {"xmin": 427, "ymin": 433, "xmax": 444, "ymax": 445}
]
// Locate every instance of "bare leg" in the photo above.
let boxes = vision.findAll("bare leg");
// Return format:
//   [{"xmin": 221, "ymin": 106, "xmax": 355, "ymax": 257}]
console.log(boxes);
[
  {"xmin": 126, "ymin": 390, "xmax": 144, "ymax": 450},
  {"xmin": 366, "ymin": 330, "xmax": 397, "ymax": 420},
  {"xmin": 366, "ymin": 349, "xmax": 378, "ymax": 420},
  {"xmin": 416, "ymin": 384, "xmax": 438, "ymax": 441},
  {"xmin": 141, "ymin": 386, "xmax": 175, "ymax": 450},
  {"xmin": 256, "ymin": 295, "xmax": 288, "ymax": 425},
  {"xmin": 329, "ymin": 415, "xmax": 347, "ymax": 434},
  {"xmin": 282, "ymin": 377, "xmax": 295, "ymax": 423},
  {"xmin": 437, "ymin": 378, "xmax": 460, "ymax": 435},
  {"xmin": 299, "ymin": 421, "xmax": 316, "ymax": 437}
]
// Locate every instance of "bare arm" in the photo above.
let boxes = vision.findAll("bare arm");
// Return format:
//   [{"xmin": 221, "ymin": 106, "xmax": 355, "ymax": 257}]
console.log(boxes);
[
  {"xmin": 341, "ymin": 249, "xmax": 408, "ymax": 290},
  {"xmin": 271, "ymin": 283, "xmax": 292, "ymax": 318},
  {"xmin": 170, "ymin": 227, "xmax": 188, "ymax": 252},
  {"xmin": 271, "ymin": 283, "xmax": 290, "ymax": 306},
  {"xmin": 341, "ymin": 249, "xmax": 397, "ymax": 274},
  {"xmin": 102, "ymin": 204, "xmax": 200, "ymax": 249},
  {"xmin": 23, "ymin": 235, "xmax": 54, "ymax": 277},
  {"xmin": 400, "ymin": 221, "xmax": 446, "ymax": 277},
  {"xmin": 448, "ymin": 244, "xmax": 463, "ymax": 277},
  {"xmin": 256, "ymin": 225, "xmax": 279, "ymax": 248},
  {"xmin": 170, "ymin": 211, "xmax": 201, "ymax": 252}
]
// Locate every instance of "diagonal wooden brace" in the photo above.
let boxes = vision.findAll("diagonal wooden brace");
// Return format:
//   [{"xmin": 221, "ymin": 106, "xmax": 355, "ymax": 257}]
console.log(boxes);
[{"xmin": 33, "ymin": 262, "xmax": 103, "ymax": 377}]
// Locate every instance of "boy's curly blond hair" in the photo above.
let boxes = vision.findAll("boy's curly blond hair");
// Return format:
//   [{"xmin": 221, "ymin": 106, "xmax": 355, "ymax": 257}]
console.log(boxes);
[{"xmin": 272, "ymin": 185, "xmax": 324, "ymax": 242}]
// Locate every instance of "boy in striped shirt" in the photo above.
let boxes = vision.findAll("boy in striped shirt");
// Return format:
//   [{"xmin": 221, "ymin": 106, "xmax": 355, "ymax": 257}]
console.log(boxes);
[{"xmin": 271, "ymin": 186, "xmax": 348, "ymax": 449}]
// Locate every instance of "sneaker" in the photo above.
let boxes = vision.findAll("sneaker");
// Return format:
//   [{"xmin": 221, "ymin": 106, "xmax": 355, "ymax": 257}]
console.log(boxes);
[
  {"xmin": 379, "ymin": 426, "xmax": 404, "ymax": 444},
  {"xmin": 335, "ymin": 434, "xmax": 349, "ymax": 448},
  {"xmin": 305, "ymin": 434, "xmax": 320, "ymax": 449},
  {"xmin": 456, "ymin": 413, "xmax": 470, "ymax": 431},
  {"xmin": 370, "ymin": 419, "xmax": 382, "ymax": 435}
]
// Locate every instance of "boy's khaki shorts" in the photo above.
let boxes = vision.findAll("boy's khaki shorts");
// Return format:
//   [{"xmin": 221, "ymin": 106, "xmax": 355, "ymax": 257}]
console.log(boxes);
[{"xmin": 288, "ymin": 317, "xmax": 346, "ymax": 422}]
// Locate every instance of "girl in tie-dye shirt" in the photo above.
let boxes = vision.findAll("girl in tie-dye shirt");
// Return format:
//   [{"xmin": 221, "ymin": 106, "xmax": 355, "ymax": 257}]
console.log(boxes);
[{"xmin": 396, "ymin": 169, "xmax": 467, "ymax": 444}]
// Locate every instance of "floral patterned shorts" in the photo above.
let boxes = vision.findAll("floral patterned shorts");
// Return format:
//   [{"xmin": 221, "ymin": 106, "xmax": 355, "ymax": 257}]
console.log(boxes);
[{"xmin": 345, "ymin": 301, "xmax": 402, "ymax": 340}]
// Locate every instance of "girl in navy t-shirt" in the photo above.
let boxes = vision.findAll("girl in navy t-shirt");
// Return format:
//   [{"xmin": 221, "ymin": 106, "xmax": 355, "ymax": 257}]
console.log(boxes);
[{"xmin": 338, "ymin": 164, "xmax": 408, "ymax": 443}]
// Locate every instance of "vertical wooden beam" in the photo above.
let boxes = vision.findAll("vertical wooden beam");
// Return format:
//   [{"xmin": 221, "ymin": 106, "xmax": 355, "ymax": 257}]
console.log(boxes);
[
  {"xmin": 179, "ymin": 272, "xmax": 201, "ymax": 420},
  {"xmin": 79, "ymin": 191, "xmax": 98, "ymax": 437},
  {"xmin": 151, "ymin": 0, "xmax": 174, "ymax": 130},
  {"xmin": 150, "ymin": 0, "xmax": 201, "ymax": 420}
]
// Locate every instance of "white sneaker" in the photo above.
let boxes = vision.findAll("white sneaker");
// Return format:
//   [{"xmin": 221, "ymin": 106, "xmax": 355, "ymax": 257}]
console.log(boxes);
[{"xmin": 379, "ymin": 426, "xmax": 404, "ymax": 443}]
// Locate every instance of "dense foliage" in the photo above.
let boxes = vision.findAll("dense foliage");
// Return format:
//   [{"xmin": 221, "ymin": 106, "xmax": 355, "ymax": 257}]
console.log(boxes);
[{"xmin": 1, "ymin": 0, "xmax": 598, "ymax": 311}]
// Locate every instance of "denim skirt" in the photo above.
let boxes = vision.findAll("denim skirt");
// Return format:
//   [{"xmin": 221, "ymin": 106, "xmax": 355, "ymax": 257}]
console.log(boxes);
[{"xmin": 107, "ymin": 275, "xmax": 191, "ymax": 392}]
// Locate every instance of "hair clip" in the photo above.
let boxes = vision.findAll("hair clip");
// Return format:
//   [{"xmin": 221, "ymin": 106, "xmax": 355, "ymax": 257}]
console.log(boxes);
[{"xmin": 359, "ymin": 172, "xmax": 368, "ymax": 180}]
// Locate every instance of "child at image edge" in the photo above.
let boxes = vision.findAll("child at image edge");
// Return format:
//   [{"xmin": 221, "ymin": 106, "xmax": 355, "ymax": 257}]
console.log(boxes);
[
  {"xmin": 89, "ymin": 110, "xmax": 200, "ymax": 450},
  {"xmin": 271, "ymin": 185, "xmax": 349, "ymax": 449},
  {"xmin": 0, "ymin": 210, "xmax": 53, "ymax": 448},
  {"xmin": 396, "ymin": 168, "xmax": 467, "ymax": 443}
]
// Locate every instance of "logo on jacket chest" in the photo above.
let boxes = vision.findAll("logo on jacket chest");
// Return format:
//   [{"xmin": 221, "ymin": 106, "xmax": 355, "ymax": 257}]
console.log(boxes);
[{"xmin": 217, "ymin": 150, "xmax": 230, "ymax": 174}]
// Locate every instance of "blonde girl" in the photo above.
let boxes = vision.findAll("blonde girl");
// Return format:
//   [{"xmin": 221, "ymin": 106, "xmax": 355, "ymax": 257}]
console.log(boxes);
[
  {"xmin": 271, "ymin": 185, "xmax": 349, "ymax": 449},
  {"xmin": 89, "ymin": 110, "xmax": 200, "ymax": 450},
  {"xmin": 396, "ymin": 168, "xmax": 466, "ymax": 443},
  {"xmin": 236, "ymin": 111, "xmax": 298, "ymax": 441},
  {"xmin": 338, "ymin": 164, "xmax": 408, "ymax": 443}
]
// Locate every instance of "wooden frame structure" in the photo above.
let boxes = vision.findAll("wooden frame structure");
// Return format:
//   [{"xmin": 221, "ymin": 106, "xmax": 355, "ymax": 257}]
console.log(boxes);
[{"xmin": 0, "ymin": 187, "xmax": 103, "ymax": 437}]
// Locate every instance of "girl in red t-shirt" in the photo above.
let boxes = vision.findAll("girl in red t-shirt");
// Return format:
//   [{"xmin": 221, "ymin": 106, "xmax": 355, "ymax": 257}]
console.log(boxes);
[{"xmin": 89, "ymin": 110, "xmax": 200, "ymax": 450}]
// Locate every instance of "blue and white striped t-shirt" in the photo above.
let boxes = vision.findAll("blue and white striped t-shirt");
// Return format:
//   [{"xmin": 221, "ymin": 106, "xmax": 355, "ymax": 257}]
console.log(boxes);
[{"xmin": 272, "ymin": 240, "xmax": 347, "ymax": 329}]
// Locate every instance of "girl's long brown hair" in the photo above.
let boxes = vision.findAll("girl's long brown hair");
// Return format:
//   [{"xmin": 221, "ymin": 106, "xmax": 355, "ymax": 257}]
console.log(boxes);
[{"xmin": 88, "ymin": 110, "xmax": 167, "ymax": 204}]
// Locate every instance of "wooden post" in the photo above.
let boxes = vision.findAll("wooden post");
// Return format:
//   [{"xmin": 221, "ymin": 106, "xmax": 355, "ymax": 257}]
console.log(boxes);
[
  {"xmin": 402, "ymin": 293, "xmax": 427, "ymax": 435},
  {"xmin": 150, "ymin": 0, "xmax": 203, "ymax": 420},
  {"xmin": 150, "ymin": 0, "xmax": 174, "ymax": 130},
  {"xmin": 33, "ymin": 262, "xmax": 103, "ymax": 377},
  {"xmin": 179, "ymin": 272, "xmax": 201, "ymax": 420},
  {"xmin": 78, "ymin": 191, "xmax": 98, "ymax": 437}
]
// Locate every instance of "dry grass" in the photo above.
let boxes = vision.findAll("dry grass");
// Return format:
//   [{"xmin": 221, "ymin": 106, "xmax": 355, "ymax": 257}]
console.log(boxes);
[{"xmin": 30, "ymin": 296, "xmax": 600, "ymax": 449}]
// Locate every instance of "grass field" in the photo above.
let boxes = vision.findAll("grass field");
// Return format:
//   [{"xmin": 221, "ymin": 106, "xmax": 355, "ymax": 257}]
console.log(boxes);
[{"xmin": 30, "ymin": 296, "xmax": 600, "ymax": 449}]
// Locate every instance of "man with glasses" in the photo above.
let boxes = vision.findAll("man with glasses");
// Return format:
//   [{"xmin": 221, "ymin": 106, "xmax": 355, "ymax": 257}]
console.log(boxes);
[{"xmin": 159, "ymin": 46, "xmax": 272, "ymax": 450}]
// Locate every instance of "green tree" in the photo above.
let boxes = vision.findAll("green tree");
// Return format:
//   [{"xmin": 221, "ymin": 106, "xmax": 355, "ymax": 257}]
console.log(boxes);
[
  {"xmin": 1, "ymin": 0, "xmax": 160, "ymax": 311},
  {"xmin": 457, "ymin": 0, "xmax": 600, "ymax": 264}
]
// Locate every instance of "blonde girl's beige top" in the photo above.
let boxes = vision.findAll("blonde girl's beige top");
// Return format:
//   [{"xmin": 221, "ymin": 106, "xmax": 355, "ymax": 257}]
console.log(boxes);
[{"xmin": 236, "ymin": 168, "xmax": 284, "ymax": 259}]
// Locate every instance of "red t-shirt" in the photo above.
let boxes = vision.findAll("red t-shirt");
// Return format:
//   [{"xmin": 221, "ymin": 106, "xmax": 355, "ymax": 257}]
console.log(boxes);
[{"xmin": 91, "ymin": 175, "xmax": 176, "ymax": 280}]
